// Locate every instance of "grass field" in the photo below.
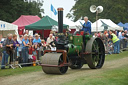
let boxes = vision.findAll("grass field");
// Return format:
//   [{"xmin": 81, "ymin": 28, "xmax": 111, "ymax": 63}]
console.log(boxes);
[
  {"xmin": 61, "ymin": 51, "xmax": 128, "ymax": 85},
  {"xmin": 61, "ymin": 63, "xmax": 128, "ymax": 85},
  {"xmin": 0, "ymin": 51, "xmax": 128, "ymax": 85}
]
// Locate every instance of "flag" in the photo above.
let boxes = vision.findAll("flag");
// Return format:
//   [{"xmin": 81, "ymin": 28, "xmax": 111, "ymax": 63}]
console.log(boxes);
[{"xmin": 51, "ymin": 4, "xmax": 57, "ymax": 15}]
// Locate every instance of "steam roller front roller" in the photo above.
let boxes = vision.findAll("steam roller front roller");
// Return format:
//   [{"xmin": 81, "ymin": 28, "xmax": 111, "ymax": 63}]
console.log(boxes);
[
  {"xmin": 41, "ymin": 53, "xmax": 68, "ymax": 74},
  {"xmin": 85, "ymin": 37, "xmax": 105, "ymax": 69}
]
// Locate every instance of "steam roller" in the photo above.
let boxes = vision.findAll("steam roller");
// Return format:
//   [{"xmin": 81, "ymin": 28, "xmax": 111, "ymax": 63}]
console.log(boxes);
[{"xmin": 41, "ymin": 8, "xmax": 105, "ymax": 74}]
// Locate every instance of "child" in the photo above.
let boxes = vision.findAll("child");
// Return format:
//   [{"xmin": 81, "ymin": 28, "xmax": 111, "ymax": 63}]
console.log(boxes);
[
  {"xmin": 28, "ymin": 35, "xmax": 34, "ymax": 64},
  {"xmin": 41, "ymin": 39, "xmax": 46, "ymax": 50}
]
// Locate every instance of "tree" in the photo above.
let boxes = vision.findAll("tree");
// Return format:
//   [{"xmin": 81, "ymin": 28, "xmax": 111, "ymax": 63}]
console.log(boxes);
[
  {"xmin": 0, "ymin": 0, "xmax": 44, "ymax": 23},
  {"xmin": 67, "ymin": 0, "xmax": 128, "ymax": 23}
]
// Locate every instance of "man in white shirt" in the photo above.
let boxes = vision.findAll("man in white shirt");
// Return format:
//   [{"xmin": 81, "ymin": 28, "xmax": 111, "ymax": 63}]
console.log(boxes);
[
  {"xmin": 46, "ymin": 34, "xmax": 55, "ymax": 49},
  {"xmin": 118, "ymin": 30, "xmax": 122, "ymax": 38}
]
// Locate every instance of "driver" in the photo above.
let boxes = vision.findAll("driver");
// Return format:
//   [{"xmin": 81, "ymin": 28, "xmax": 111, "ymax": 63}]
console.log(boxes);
[{"xmin": 82, "ymin": 16, "xmax": 91, "ymax": 34}]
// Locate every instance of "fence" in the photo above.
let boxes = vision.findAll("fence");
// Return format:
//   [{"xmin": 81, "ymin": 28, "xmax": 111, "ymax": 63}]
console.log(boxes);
[{"xmin": 0, "ymin": 46, "xmax": 42, "ymax": 69}]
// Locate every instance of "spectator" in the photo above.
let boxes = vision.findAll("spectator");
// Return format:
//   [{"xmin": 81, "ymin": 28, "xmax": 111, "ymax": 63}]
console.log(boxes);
[
  {"xmin": 93, "ymin": 33, "xmax": 97, "ymax": 38},
  {"xmin": 18, "ymin": 35, "xmax": 23, "ymax": 63},
  {"xmin": 41, "ymin": 39, "xmax": 46, "ymax": 50},
  {"xmin": 102, "ymin": 33, "xmax": 109, "ymax": 53},
  {"xmin": 46, "ymin": 34, "xmax": 54, "ymax": 49},
  {"xmin": 13, "ymin": 34, "xmax": 19, "ymax": 66},
  {"xmin": 118, "ymin": 30, "xmax": 122, "ymax": 38},
  {"xmin": 0, "ymin": 34, "xmax": 3, "ymax": 59},
  {"xmin": 115, "ymin": 30, "xmax": 119, "ymax": 36},
  {"xmin": 97, "ymin": 32, "xmax": 102, "ymax": 38},
  {"xmin": 33, "ymin": 34, "xmax": 41, "ymax": 44},
  {"xmin": 28, "ymin": 35, "xmax": 33, "ymax": 46},
  {"xmin": 50, "ymin": 30, "xmax": 55, "ymax": 39},
  {"xmin": 108, "ymin": 40, "xmax": 113, "ymax": 54},
  {"xmin": 22, "ymin": 34, "xmax": 29, "ymax": 64},
  {"xmin": 104, "ymin": 30, "xmax": 107, "ymax": 34},
  {"xmin": 33, "ymin": 34, "xmax": 41, "ymax": 60},
  {"xmin": 109, "ymin": 30, "xmax": 120, "ymax": 54},
  {"xmin": 0, "ymin": 34, "xmax": 4, "ymax": 43},
  {"xmin": 124, "ymin": 30, "xmax": 128, "ymax": 48},
  {"xmin": 41, "ymin": 39, "xmax": 46, "ymax": 47},
  {"xmin": 119, "ymin": 32, "xmax": 125, "ymax": 49},
  {"xmin": 24, "ymin": 30, "xmax": 29, "ymax": 35},
  {"xmin": 28, "ymin": 35, "xmax": 34, "ymax": 60},
  {"xmin": 1, "ymin": 34, "xmax": 13, "ymax": 69}
]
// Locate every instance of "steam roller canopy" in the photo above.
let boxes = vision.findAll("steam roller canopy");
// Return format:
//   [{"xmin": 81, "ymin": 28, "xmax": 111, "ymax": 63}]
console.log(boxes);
[{"xmin": 42, "ymin": 53, "xmax": 68, "ymax": 74}]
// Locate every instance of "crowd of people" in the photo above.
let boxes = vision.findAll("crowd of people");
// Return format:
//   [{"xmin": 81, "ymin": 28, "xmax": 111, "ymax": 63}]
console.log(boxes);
[
  {"xmin": 0, "ymin": 29, "xmax": 128, "ymax": 69},
  {"xmin": 93, "ymin": 30, "xmax": 128, "ymax": 54},
  {"xmin": 0, "ymin": 30, "xmax": 55, "ymax": 69},
  {"xmin": 81, "ymin": 16, "xmax": 128, "ymax": 54}
]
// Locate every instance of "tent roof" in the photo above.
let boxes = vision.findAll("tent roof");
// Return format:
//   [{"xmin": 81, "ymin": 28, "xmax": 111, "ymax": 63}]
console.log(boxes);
[
  {"xmin": 75, "ymin": 20, "xmax": 85, "ymax": 26},
  {"xmin": 117, "ymin": 22, "xmax": 128, "ymax": 30},
  {"xmin": 12, "ymin": 15, "xmax": 41, "ymax": 28},
  {"xmin": 92, "ymin": 19, "xmax": 123, "ymax": 32},
  {"xmin": 25, "ymin": 16, "xmax": 68, "ymax": 30},
  {"xmin": 63, "ymin": 18, "xmax": 76, "ymax": 29},
  {"xmin": 117, "ymin": 22, "xmax": 124, "ymax": 27},
  {"xmin": 124, "ymin": 23, "xmax": 128, "ymax": 28},
  {"xmin": 0, "ymin": 20, "xmax": 18, "ymax": 30}
]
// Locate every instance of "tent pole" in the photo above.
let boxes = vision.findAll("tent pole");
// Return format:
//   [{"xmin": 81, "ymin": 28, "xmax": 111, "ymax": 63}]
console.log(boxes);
[
  {"xmin": 42, "ymin": 29, "xmax": 44, "ymax": 39},
  {"xmin": 96, "ymin": 11, "xmax": 98, "ymax": 32}
]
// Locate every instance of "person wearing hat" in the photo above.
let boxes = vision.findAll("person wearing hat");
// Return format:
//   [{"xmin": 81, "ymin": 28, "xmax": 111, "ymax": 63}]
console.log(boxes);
[
  {"xmin": 22, "ymin": 34, "xmax": 29, "ymax": 64},
  {"xmin": 33, "ymin": 34, "xmax": 41, "ymax": 44},
  {"xmin": 33, "ymin": 34, "xmax": 41, "ymax": 60}
]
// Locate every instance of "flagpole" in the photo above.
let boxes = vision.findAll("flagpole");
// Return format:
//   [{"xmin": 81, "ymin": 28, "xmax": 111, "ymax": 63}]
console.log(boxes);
[{"xmin": 50, "ymin": 4, "xmax": 52, "ymax": 18}]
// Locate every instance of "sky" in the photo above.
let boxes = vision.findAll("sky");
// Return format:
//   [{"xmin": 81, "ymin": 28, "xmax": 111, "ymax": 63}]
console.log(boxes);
[{"xmin": 42, "ymin": 0, "xmax": 76, "ymax": 20}]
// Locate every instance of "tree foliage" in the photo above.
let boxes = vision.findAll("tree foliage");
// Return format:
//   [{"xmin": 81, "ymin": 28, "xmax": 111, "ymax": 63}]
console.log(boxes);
[
  {"xmin": 0, "ymin": 0, "xmax": 44, "ymax": 23},
  {"xmin": 67, "ymin": 0, "xmax": 128, "ymax": 23}
]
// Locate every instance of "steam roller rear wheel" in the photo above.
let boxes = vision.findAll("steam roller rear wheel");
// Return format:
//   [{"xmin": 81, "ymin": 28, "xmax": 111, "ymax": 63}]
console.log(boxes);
[
  {"xmin": 42, "ymin": 53, "xmax": 68, "ymax": 74},
  {"xmin": 85, "ymin": 37, "xmax": 105, "ymax": 69}
]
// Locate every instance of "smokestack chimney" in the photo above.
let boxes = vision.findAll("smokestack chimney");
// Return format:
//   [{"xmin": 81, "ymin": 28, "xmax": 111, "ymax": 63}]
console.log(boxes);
[{"xmin": 57, "ymin": 8, "xmax": 63, "ymax": 33}]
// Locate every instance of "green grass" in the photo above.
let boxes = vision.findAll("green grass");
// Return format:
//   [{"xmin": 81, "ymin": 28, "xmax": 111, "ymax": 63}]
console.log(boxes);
[
  {"xmin": 0, "ymin": 66, "xmax": 41, "ymax": 77},
  {"xmin": 61, "ymin": 65, "xmax": 128, "ymax": 85},
  {"xmin": 0, "ymin": 51, "xmax": 128, "ymax": 77},
  {"xmin": 60, "ymin": 51, "xmax": 128, "ymax": 85},
  {"xmin": 105, "ymin": 51, "xmax": 128, "ymax": 61}
]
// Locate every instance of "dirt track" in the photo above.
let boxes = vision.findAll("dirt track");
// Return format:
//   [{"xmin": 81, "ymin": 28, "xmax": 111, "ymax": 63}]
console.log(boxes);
[{"xmin": 0, "ymin": 57, "xmax": 128, "ymax": 85}]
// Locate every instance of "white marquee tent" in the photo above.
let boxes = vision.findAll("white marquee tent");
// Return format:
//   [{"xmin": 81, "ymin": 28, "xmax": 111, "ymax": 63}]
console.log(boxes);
[
  {"xmin": 75, "ymin": 20, "xmax": 85, "ymax": 26},
  {"xmin": 0, "ymin": 20, "xmax": 18, "ymax": 37},
  {"xmin": 63, "ymin": 18, "xmax": 77, "ymax": 29},
  {"xmin": 92, "ymin": 19, "xmax": 123, "ymax": 32}
]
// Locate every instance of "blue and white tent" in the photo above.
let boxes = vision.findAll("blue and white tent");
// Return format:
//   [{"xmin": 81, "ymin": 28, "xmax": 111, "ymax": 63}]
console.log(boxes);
[
  {"xmin": 124, "ymin": 23, "xmax": 128, "ymax": 30},
  {"xmin": 117, "ymin": 22, "xmax": 128, "ymax": 30},
  {"xmin": 117, "ymin": 22, "xmax": 124, "ymax": 27}
]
